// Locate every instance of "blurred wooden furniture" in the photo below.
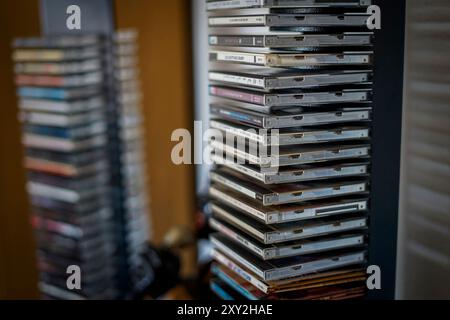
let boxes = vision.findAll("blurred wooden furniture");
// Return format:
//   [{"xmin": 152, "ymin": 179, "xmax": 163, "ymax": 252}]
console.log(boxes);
[
  {"xmin": 0, "ymin": 1, "xmax": 40, "ymax": 300},
  {"xmin": 115, "ymin": 0, "xmax": 196, "ymax": 277}
]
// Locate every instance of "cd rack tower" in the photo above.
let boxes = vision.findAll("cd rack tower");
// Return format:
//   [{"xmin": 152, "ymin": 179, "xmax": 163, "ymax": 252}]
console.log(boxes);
[
  {"xmin": 11, "ymin": 0, "xmax": 151, "ymax": 299},
  {"xmin": 205, "ymin": 0, "xmax": 405, "ymax": 300}
]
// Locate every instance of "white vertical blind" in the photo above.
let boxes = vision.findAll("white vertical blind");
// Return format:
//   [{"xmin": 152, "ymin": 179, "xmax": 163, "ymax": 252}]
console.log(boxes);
[
  {"xmin": 192, "ymin": 0, "xmax": 211, "ymax": 196},
  {"xmin": 397, "ymin": 0, "xmax": 450, "ymax": 300}
]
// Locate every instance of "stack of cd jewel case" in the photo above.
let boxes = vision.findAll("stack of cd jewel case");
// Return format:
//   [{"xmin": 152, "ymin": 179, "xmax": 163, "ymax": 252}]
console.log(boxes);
[
  {"xmin": 112, "ymin": 30, "xmax": 151, "ymax": 280},
  {"xmin": 206, "ymin": 0, "xmax": 373, "ymax": 300},
  {"xmin": 12, "ymin": 32, "xmax": 150, "ymax": 300}
]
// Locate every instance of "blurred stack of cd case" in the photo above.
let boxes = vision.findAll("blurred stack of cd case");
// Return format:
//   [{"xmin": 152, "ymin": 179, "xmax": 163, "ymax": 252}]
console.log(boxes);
[{"xmin": 12, "ymin": 31, "xmax": 150, "ymax": 300}]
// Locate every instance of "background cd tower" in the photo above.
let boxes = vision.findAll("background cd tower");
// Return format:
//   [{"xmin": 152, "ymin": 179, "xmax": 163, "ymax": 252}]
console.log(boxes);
[
  {"xmin": 13, "ymin": 35, "xmax": 120, "ymax": 299},
  {"xmin": 111, "ymin": 30, "xmax": 151, "ymax": 292},
  {"xmin": 206, "ymin": 0, "xmax": 375, "ymax": 300},
  {"xmin": 13, "ymin": 32, "xmax": 151, "ymax": 300}
]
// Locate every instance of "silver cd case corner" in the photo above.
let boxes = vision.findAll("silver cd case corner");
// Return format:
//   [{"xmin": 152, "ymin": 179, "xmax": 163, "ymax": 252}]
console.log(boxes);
[{"xmin": 206, "ymin": 0, "xmax": 373, "ymax": 11}]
